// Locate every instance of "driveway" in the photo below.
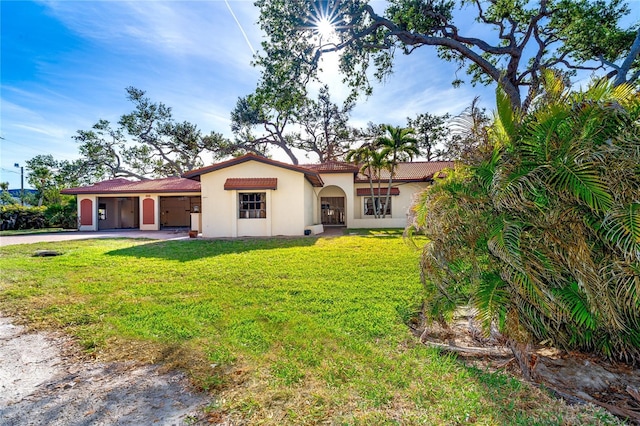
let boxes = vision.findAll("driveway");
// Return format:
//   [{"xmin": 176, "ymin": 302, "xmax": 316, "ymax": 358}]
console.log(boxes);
[
  {"xmin": 0, "ymin": 229, "xmax": 191, "ymax": 247},
  {"xmin": 0, "ymin": 227, "xmax": 346, "ymax": 247}
]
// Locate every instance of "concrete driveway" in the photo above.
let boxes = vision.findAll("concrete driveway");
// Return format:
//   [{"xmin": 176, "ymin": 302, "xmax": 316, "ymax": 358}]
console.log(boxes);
[{"xmin": 0, "ymin": 229, "xmax": 191, "ymax": 247}]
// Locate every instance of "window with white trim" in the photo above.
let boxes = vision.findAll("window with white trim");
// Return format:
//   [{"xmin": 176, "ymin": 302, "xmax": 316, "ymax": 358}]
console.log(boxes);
[
  {"xmin": 364, "ymin": 197, "xmax": 391, "ymax": 216},
  {"xmin": 239, "ymin": 193, "xmax": 266, "ymax": 219}
]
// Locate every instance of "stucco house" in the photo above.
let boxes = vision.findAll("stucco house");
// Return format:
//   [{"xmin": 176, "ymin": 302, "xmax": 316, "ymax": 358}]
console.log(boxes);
[{"xmin": 62, "ymin": 154, "xmax": 452, "ymax": 237}]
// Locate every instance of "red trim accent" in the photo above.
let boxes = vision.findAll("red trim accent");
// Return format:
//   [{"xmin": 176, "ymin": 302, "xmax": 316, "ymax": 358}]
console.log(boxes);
[
  {"xmin": 356, "ymin": 187, "xmax": 400, "ymax": 196},
  {"xmin": 80, "ymin": 199, "xmax": 93, "ymax": 226},
  {"xmin": 224, "ymin": 178, "xmax": 277, "ymax": 190},
  {"xmin": 142, "ymin": 198, "xmax": 155, "ymax": 225}
]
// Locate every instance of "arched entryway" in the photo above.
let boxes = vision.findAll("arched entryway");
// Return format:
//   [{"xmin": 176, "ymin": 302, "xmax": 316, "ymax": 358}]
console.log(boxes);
[{"xmin": 318, "ymin": 186, "xmax": 346, "ymax": 227}]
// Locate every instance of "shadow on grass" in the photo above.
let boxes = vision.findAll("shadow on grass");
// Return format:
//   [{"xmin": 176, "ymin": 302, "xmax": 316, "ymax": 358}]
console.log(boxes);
[
  {"xmin": 344, "ymin": 228, "xmax": 405, "ymax": 237},
  {"xmin": 105, "ymin": 236, "xmax": 319, "ymax": 262}
]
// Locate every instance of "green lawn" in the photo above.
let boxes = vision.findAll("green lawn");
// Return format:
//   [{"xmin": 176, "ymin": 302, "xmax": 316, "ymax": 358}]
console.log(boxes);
[{"xmin": 0, "ymin": 233, "xmax": 616, "ymax": 424}]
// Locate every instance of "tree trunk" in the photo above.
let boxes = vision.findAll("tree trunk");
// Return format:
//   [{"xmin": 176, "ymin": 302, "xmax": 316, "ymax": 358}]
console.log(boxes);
[
  {"xmin": 507, "ymin": 339, "xmax": 538, "ymax": 381},
  {"xmin": 368, "ymin": 175, "xmax": 378, "ymax": 219}
]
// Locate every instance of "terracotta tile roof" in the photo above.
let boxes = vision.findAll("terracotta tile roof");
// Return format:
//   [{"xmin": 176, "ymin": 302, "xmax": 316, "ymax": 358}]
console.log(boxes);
[
  {"xmin": 355, "ymin": 161, "xmax": 453, "ymax": 182},
  {"xmin": 224, "ymin": 178, "xmax": 277, "ymax": 190},
  {"xmin": 183, "ymin": 153, "xmax": 324, "ymax": 187},
  {"xmin": 61, "ymin": 176, "xmax": 201, "ymax": 195},
  {"xmin": 356, "ymin": 187, "xmax": 400, "ymax": 196},
  {"xmin": 302, "ymin": 161, "xmax": 359, "ymax": 173}
]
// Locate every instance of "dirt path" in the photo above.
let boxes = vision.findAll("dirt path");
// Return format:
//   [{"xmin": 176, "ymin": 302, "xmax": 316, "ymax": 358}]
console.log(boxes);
[{"xmin": 0, "ymin": 317, "xmax": 209, "ymax": 425}]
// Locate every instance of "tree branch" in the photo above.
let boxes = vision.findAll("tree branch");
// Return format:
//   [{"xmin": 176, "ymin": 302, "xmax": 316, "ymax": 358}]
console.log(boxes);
[{"xmin": 614, "ymin": 27, "xmax": 640, "ymax": 86}]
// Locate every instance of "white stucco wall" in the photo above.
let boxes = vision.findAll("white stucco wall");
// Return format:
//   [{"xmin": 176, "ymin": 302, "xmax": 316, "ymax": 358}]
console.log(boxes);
[
  {"xmin": 200, "ymin": 160, "xmax": 310, "ymax": 238},
  {"xmin": 350, "ymin": 182, "xmax": 430, "ymax": 229},
  {"xmin": 316, "ymin": 173, "xmax": 354, "ymax": 227},
  {"xmin": 304, "ymin": 179, "xmax": 317, "ymax": 227}
]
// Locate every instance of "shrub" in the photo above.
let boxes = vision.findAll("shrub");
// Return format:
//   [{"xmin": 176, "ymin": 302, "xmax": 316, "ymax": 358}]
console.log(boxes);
[
  {"xmin": 1, "ymin": 204, "xmax": 47, "ymax": 230},
  {"xmin": 411, "ymin": 78, "xmax": 640, "ymax": 368},
  {"xmin": 45, "ymin": 198, "xmax": 77, "ymax": 229}
]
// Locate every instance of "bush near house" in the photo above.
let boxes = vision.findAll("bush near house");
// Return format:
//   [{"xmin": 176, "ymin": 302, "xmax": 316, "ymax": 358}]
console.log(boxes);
[{"xmin": 44, "ymin": 199, "xmax": 77, "ymax": 229}]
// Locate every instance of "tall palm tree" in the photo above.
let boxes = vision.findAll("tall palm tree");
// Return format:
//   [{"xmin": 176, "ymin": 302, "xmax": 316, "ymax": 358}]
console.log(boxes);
[
  {"xmin": 376, "ymin": 125, "xmax": 419, "ymax": 218},
  {"xmin": 346, "ymin": 143, "xmax": 387, "ymax": 218}
]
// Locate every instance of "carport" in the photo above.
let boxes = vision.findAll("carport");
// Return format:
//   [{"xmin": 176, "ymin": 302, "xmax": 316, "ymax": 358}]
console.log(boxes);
[
  {"xmin": 160, "ymin": 196, "xmax": 201, "ymax": 228},
  {"xmin": 62, "ymin": 177, "xmax": 201, "ymax": 232},
  {"xmin": 97, "ymin": 197, "xmax": 140, "ymax": 230}
]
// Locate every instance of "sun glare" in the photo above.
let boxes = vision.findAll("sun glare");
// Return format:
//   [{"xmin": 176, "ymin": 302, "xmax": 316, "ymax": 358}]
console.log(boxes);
[{"xmin": 316, "ymin": 17, "xmax": 335, "ymax": 39}]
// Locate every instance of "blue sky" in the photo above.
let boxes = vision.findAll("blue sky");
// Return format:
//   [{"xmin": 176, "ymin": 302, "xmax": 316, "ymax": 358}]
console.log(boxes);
[{"xmin": 1, "ymin": 0, "xmax": 638, "ymax": 189}]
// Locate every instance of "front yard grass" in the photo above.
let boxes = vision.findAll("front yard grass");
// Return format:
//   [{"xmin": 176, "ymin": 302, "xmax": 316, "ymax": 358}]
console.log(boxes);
[{"xmin": 0, "ymin": 233, "xmax": 618, "ymax": 424}]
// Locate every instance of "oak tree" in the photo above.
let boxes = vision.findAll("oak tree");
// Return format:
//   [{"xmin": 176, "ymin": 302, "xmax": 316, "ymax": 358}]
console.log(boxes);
[
  {"xmin": 74, "ymin": 87, "xmax": 229, "ymax": 180},
  {"xmin": 254, "ymin": 0, "xmax": 639, "ymax": 110}
]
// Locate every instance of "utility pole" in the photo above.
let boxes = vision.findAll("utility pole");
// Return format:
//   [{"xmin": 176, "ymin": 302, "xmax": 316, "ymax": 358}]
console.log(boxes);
[{"xmin": 14, "ymin": 163, "xmax": 23, "ymax": 206}]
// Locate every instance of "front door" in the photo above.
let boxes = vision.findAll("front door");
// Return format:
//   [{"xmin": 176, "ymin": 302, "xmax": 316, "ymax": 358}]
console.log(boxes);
[{"xmin": 321, "ymin": 197, "xmax": 345, "ymax": 225}]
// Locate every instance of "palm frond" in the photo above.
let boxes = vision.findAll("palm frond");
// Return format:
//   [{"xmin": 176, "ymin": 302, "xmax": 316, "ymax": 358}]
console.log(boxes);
[
  {"xmin": 493, "ymin": 88, "xmax": 517, "ymax": 145},
  {"xmin": 601, "ymin": 203, "xmax": 640, "ymax": 258},
  {"xmin": 500, "ymin": 264, "xmax": 547, "ymax": 313},
  {"xmin": 548, "ymin": 159, "xmax": 612, "ymax": 213},
  {"xmin": 473, "ymin": 272, "xmax": 509, "ymax": 334},
  {"xmin": 487, "ymin": 219, "xmax": 523, "ymax": 269},
  {"xmin": 553, "ymin": 281, "xmax": 597, "ymax": 330}
]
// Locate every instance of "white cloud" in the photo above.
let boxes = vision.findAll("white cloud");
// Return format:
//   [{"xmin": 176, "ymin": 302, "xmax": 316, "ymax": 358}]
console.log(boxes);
[{"xmin": 40, "ymin": 0, "xmax": 260, "ymax": 72}]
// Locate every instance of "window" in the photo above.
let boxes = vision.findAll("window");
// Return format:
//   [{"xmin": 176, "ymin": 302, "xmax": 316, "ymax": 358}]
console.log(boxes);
[
  {"xmin": 364, "ymin": 197, "xmax": 391, "ymax": 216},
  {"xmin": 239, "ymin": 193, "xmax": 266, "ymax": 219},
  {"xmin": 98, "ymin": 203, "xmax": 107, "ymax": 220}
]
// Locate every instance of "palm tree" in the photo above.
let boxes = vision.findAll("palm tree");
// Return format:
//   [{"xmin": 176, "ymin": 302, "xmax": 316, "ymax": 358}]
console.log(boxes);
[
  {"xmin": 376, "ymin": 125, "xmax": 419, "ymax": 218},
  {"xmin": 413, "ymin": 76, "xmax": 640, "ymax": 374},
  {"xmin": 486, "ymin": 78, "xmax": 640, "ymax": 366},
  {"xmin": 346, "ymin": 143, "xmax": 387, "ymax": 218},
  {"xmin": 0, "ymin": 181, "xmax": 15, "ymax": 205}
]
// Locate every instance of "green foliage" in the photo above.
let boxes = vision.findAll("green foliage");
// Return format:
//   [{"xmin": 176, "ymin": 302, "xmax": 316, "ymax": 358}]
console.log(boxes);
[
  {"xmin": 25, "ymin": 154, "xmax": 97, "ymax": 206},
  {"xmin": 346, "ymin": 125, "xmax": 419, "ymax": 218},
  {"xmin": 552, "ymin": 0, "xmax": 637, "ymax": 68},
  {"xmin": 255, "ymin": 0, "xmax": 638, "ymax": 111},
  {"xmin": 0, "ymin": 197, "xmax": 76, "ymax": 229},
  {"xmin": 412, "ymin": 79, "xmax": 640, "ymax": 363},
  {"xmin": 0, "ymin": 182, "xmax": 17, "ymax": 205},
  {"xmin": 0, "ymin": 204, "xmax": 46, "ymax": 230},
  {"xmin": 73, "ymin": 87, "xmax": 230, "ymax": 180},
  {"xmin": 230, "ymin": 83, "xmax": 355, "ymax": 164},
  {"xmin": 406, "ymin": 112, "xmax": 450, "ymax": 160},
  {"xmin": 376, "ymin": 125, "xmax": 420, "ymax": 218},
  {"xmin": 43, "ymin": 197, "xmax": 77, "ymax": 229}
]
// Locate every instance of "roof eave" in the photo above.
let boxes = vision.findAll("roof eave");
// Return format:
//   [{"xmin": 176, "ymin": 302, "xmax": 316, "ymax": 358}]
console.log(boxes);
[
  {"xmin": 61, "ymin": 189, "xmax": 201, "ymax": 195},
  {"xmin": 183, "ymin": 154, "xmax": 324, "ymax": 187}
]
